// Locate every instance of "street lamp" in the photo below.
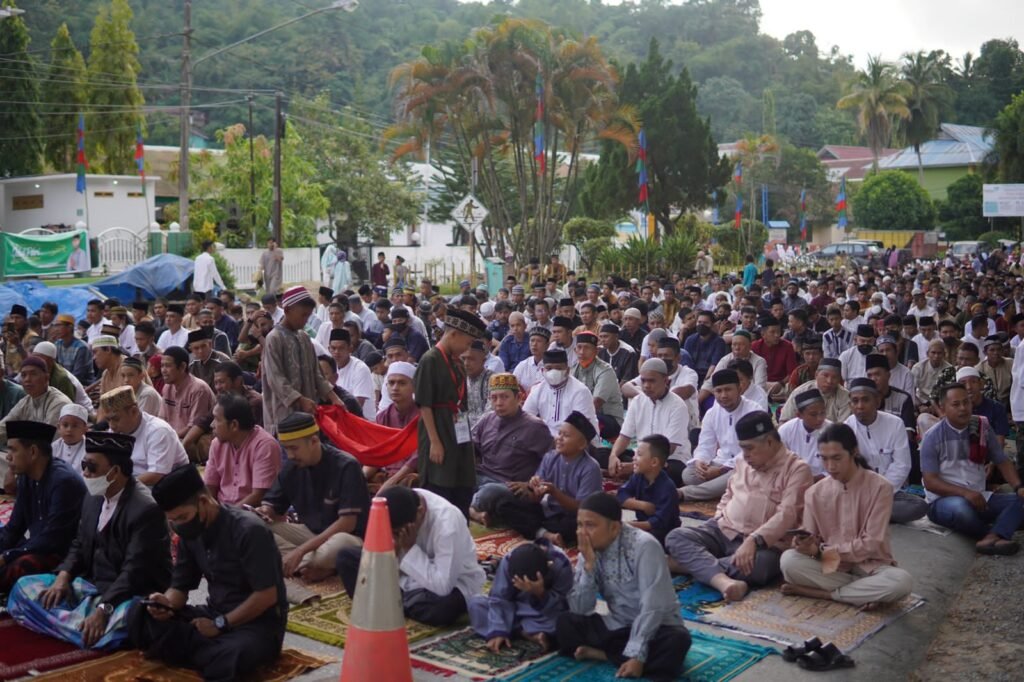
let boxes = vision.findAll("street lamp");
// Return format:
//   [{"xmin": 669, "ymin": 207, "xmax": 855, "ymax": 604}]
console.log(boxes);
[{"xmin": 177, "ymin": 0, "xmax": 358, "ymax": 235}]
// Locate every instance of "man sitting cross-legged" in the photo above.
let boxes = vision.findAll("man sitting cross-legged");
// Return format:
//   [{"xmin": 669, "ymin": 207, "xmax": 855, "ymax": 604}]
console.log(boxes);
[
  {"xmin": 479, "ymin": 411, "xmax": 603, "ymax": 547},
  {"xmin": 780, "ymin": 423, "xmax": 914, "ymax": 609},
  {"xmin": 666, "ymin": 411, "xmax": 812, "ymax": 602},
  {"xmin": 336, "ymin": 486, "xmax": 486, "ymax": 627},
  {"xmin": 556, "ymin": 493, "xmax": 692, "ymax": 682},
  {"xmin": 8, "ymin": 432, "xmax": 171, "ymax": 649}
]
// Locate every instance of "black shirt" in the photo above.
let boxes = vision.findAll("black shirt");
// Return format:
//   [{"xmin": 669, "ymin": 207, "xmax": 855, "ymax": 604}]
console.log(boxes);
[
  {"xmin": 263, "ymin": 442, "xmax": 370, "ymax": 537},
  {"xmin": 171, "ymin": 505, "xmax": 287, "ymax": 630}
]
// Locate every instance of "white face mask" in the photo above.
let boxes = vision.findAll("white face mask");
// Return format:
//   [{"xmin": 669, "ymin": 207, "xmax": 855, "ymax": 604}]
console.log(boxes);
[
  {"xmin": 544, "ymin": 369, "xmax": 567, "ymax": 386},
  {"xmin": 84, "ymin": 472, "xmax": 112, "ymax": 497}
]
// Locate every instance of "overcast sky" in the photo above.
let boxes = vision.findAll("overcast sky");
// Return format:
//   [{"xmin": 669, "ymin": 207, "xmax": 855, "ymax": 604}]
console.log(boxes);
[{"xmin": 757, "ymin": 0, "xmax": 1022, "ymax": 66}]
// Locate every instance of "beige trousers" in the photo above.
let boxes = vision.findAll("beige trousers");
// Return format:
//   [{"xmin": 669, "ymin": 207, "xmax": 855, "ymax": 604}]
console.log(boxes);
[
  {"xmin": 780, "ymin": 549, "xmax": 913, "ymax": 606},
  {"xmin": 270, "ymin": 521, "xmax": 362, "ymax": 572}
]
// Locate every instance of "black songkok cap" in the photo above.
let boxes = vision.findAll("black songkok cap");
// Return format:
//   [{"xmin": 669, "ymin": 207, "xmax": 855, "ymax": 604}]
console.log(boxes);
[
  {"xmin": 865, "ymin": 353, "xmax": 889, "ymax": 371},
  {"xmin": 187, "ymin": 327, "xmax": 214, "ymax": 345},
  {"xmin": 377, "ymin": 486, "xmax": 420, "ymax": 528},
  {"xmin": 657, "ymin": 336, "xmax": 681, "ymax": 351},
  {"xmin": 552, "ymin": 316, "xmax": 575, "ymax": 330},
  {"xmin": 795, "ymin": 388, "xmax": 824, "ymax": 410},
  {"xmin": 530, "ymin": 326, "xmax": 552, "ymax": 341},
  {"xmin": 319, "ymin": 286, "xmax": 334, "ymax": 299},
  {"xmin": 599, "ymin": 322, "xmax": 620, "ymax": 335},
  {"xmin": 575, "ymin": 332, "xmax": 598, "ymax": 346},
  {"xmin": 564, "ymin": 409, "xmax": 597, "ymax": 442},
  {"xmin": 6, "ymin": 420, "xmax": 56, "ymax": 446},
  {"xmin": 543, "ymin": 348, "xmax": 568, "ymax": 365},
  {"xmin": 735, "ymin": 411, "xmax": 776, "ymax": 441},
  {"xmin": 329, "ymin": 328, "xmax": 351, "ymax": 344},
  {"xmin": 579, "ymin": 492, "xmax": 621, "ymax": 522},
  {"xmin": 711, "ymin": 368, "xmax": 739, "ymax": 387},
  {"xmin": 856, "ymin": 324, "xmax": 876, "ymax": 338},
  {"xmin": 151, "ymin": 465, "xmax": 205, "ymax": 511},
  {"xmin": 848, "ymin": 377, "xmax": 879, "ymax": 394}
]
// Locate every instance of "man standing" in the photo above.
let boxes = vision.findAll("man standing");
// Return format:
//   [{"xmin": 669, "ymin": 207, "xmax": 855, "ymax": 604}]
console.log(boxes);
[
  {"xmin": 8, "ymin": 432, "xmax": 170, "ymax": 649},
  {"xmin": 0, "ymin": 421, "xmax": 86, "ymax": 592},
  {"xmin": 415, "ymin": 308, "xmax": 488, "ymax": 516},
  {"xmin": 667, "ymin": 412, "xmax": 812, "ymax": 602},
  {"xmin": 259, "ymin": 238, "xmax": 284, "ymax": 295},
  {"xmin": 557, "ymin": 494, "xmax": 691, "ymax": 681},
  {"xmin": 261, "ymin": 287, "xmax": 342, "ymax": 434},
  {"xmin": 130, "ymin": 465, "xmax": 288, "ymax": 681},
  {"xmin": 371, "ymin": 251, "xmax": 389, "ymax": 287},
  {"xmin": 192, "ymin": 240, "xmax": 224, "ymax": 297}
]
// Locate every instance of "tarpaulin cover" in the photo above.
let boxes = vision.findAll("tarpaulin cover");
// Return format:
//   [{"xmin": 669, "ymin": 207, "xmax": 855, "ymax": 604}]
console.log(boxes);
[
  {"xmin": 0, "ymin": 280, "xmax": 97, "ymax": 322},
  {"xmin": 94, "ymin": 254, "xmax": 194, "ymax": 302},
  {"xmin": 316, "ymin": 404, "xmax": 418, "ymax": 467}
]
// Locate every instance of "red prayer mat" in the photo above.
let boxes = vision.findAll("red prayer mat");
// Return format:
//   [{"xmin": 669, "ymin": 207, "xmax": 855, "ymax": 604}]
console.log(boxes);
[
  {"xmin": 0, "ymin": 616, "xmax": 104, "ymax": 680},
  {"xmin": 0, "ymin": 496, "xmax": 13, "ymax": 526}
]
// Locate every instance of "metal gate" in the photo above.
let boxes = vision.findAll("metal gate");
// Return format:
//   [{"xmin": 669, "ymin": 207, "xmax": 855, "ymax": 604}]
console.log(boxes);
[{"xmin": 96, "ymin": 227, "xmax": 148, "ymax": 274}]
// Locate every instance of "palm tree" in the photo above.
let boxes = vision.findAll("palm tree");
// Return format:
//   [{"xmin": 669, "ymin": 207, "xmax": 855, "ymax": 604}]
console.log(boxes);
[
  {"xmin": 837, "ymin": 55, "xmax": 910, "ymax": 171},
  {"xmin": 899, "ymin": 51, "xmax": 953, "ymax": 183}
]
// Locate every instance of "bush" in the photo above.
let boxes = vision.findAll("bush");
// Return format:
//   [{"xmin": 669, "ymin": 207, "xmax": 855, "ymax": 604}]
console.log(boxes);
[{"xmin": 853, "ymin": 170, "xmax": 936, "ymax": 230}]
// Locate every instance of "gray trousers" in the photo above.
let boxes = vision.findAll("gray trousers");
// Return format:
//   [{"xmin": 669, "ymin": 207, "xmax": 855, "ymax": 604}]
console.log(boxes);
[
  {"xmin": 780, "ymin": 550, "xmax": 913, "ymax": 606},
  {"xmin": 892, "ymin": 491, "xmax": 928, "ymax": 525},
  {"xmin": 665, "ymin": 519, "xmax": 781, "ymax": 586},
  {"xmin": 680, "ymin": 465, "xmax": 732, "ymax": 501}
]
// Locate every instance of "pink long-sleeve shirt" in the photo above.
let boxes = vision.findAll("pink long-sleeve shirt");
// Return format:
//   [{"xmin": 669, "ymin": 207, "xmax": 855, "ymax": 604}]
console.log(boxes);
[
  {"xmin": 716, "ymin": 444, "xmax": 813, "ymax": 549},
  {"xmin": 803, "ymin": 467, "xmax": 897, "ymax": 573}
]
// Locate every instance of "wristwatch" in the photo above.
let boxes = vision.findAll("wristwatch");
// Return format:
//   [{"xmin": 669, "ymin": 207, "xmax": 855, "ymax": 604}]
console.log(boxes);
[
  {"xmin": 97, "ymin": 602, "xmax": 114, "ymax": 617},
  {"xmin": 751, "ymin": 534, "xmax": 767, "ymax": 549},
  {"xmin": 214, "ymin": 614, "xmax": 230, "ymax": 633}
]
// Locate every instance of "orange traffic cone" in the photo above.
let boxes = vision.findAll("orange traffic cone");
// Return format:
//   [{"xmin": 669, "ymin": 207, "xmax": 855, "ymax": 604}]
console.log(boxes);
[{"xmin": 340, "ymin": 497, "xmax": 413, "ymax": 682}]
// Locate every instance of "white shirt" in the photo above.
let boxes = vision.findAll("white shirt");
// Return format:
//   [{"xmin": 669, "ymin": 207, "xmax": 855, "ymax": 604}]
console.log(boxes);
[
  {"xmin": 889, "ymin": 362, "xmax": 915, "ymax": 397},
  {"xmin": 125, "ymin": 412, "xmax": 189, "ymax": 476},
  {"xmin": 838, "ymin": 345, "xmax": 868, "ymax": 384},
  {"xmin": 52, "ymin": 438, "xmax": 86, "ymax": 474},
  {"xmin": 157, "ymin": 327, "xmax": 189, "ymax": 351},
  {"xmin": 86, "ymin": 319, "xmax": 111, "ymax": 343},
  {"xmin": 314, "ymin": 322, "xmax": 341, "ymax": 350},
  {"xmin": 911, "ymin": 332, "xmax": 936, "ymax": 361},
  {"xmin": 400, "ymin": 489, "xmax": 485, "ymax": 602},
  {"xmin": 336, "ymin": 356, "xmax": 376, "ymax": 420},
  {"xmin": 513, "ymin": 356, "xmax": 545, "ymax": 391},
  {"xmin": 778, "ymin": 418, "xmax": 831, "ymax": 478},
  {"xmin": 619, "ymin": 389, "xmax": 690, "ymax": 462},
  {"xmin": 119, "ymin": 325, "xmax": 138, "ymax": 356},
  {"xmin": 691, "ymin": 396, "xmax": 761, "ymax": 468},
  {"xmin": 744, "ymin": 383, "xmax": 769, "ymax": 411},
  {"xmin": 909, "ymin": 305, "xmax": 936, "ymax": 320},
  {"xmin": 98, "ymin": 488, "xmax": 124, "ymax": 532},
  {"xmin": 844, "ymin": 411, "xmax": 911, "ymax": 491},
  {"xmin": 1011, "ymin": 345, "xmax": 1024, "ymax": 422},
  {"xmin": 630, "ymin": 366, "xmax": 699, "ymax": 432},
  {"xmin": 522, "ymin": 375, "xmax": 599, "ymax": 439},
  {"xmin": 66, "ymin": 371, "xmax": 93, "ymax": 413},
  {"xmin": 193, "ymin": 251, "xmax": 225, "ymax": 292},
  {"xmin": 484, "ymin": 353, "xmax": 504, "ymax": 375},
  {"xmin": 702, "ymin": 352, "xmax": 768, "ymax": 392},
  {"xmin": 841, "ymin": 315, "xmax": 867, "ymax": 335}
]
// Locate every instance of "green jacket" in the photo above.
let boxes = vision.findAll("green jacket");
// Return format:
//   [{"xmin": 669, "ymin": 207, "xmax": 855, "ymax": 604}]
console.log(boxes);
[{"xmin": 49, "ymin": 364, "xmax": 77, "ymax": 403}]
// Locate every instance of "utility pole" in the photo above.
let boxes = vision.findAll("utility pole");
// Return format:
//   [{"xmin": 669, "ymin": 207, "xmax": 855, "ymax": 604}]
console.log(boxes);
[
  {"xmin": 272, "ymin": 91, "xmax": 283, "ymax": 245},
  {"xmin": 247, "ymin": 93, "xmax": 256, "ymax": 247},
  {"xmin": 178, "ymin": 0, "xmax": 192, "ymax": 232},
  {"xmin": 469, "ymin": 156, "xmax": 478, "ymax": 287}
]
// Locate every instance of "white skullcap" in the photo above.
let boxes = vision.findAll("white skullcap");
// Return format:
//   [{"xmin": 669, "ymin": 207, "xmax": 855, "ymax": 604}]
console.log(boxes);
[
  {"xmin": 34, "ymin": 341, "xmax": 58, "ymax": 359},
  {"xmin": 59, "ymin": 403, "xmax": 89, "ymax": 423},
  {"xmin": 480, "ymin": 301, "xmax": 495, "ymax": 317},
  {"xmin": 386, "ymin": 361, "xmax": 416, "ymax": 380},
  {"xmin": 956, "ymin": 367, "xmax": 981, "ymax": 381}
]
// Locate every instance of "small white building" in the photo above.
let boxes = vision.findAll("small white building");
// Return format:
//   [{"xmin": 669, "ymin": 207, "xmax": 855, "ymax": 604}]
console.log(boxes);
[{"xmin": 0, "ymin": 173, "xmax": 159, "ymax": 238}]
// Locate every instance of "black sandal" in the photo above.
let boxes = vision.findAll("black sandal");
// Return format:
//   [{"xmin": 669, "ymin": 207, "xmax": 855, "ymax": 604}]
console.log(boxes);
[
  {"xmin": 797, "ymin": 643, "xmax": 855, "ymax": 671},
  {"xmin": 782, "ymin": 636, "xmax": 822, "ymax": 662},
  {"xmin": 977, "ymin": 540, "xmax": 1020, "ymax": 556}
]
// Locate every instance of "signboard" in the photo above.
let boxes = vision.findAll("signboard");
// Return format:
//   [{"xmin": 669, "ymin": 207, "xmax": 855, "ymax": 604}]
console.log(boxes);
[
  {"xmin": 0, "ymin": 229, "xmax": 91, "ymax": 277},
  {"xmin": 983, "ymin": 184, "xmax": 1024, "ymax": 217},
  {"xmin": 451, "ymin": 194, "xmax": 488, "ymax": 243}
]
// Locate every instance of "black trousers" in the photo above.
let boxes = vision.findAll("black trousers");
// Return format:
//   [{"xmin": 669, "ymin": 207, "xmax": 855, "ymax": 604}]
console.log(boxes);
[
  {"xmin": 492, "ymin": 495, "xmax": 579, "ymax": 544},
  {"xmin": 422, "ymin": 483, "xmax": 473, "ymax": 520},
  {"xmin": 665, "ymin": 459, "xmax": 684, "ymax": 487},
  {"xmin": 127, "ymin": 603, "xmax": 283, "ymax": 682},
  {"xmin": 555, "ymin": 612, "xmax": 691, "ymax": 682},
  {"xmin": 335, "ymin": 546, "xmax": 467, "ymax": 627}
]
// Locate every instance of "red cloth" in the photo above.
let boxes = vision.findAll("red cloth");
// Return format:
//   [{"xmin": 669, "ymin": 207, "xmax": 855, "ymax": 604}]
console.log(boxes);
[
  {"xmin": 0, "ymin": 616, "xmax": 103, "ymax": 680},
  {"xmin": 316, "ymin": 405, "xmax": 419, "ymax": 467}
]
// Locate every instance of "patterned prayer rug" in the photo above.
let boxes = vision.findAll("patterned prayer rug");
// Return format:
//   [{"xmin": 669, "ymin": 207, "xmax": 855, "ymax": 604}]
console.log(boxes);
[
  {"xmin": 474, "ymin": 528, "xmax": 530, "ymax": 562},
  {"xmin": 673, "ymin": 576, "xmax": 725, "ymax": 621},
  {"xmin": 699, "ymin": 588, "xmax": 925, "ymax": 652},
  {"xmin": 494, "ymin": 629, "xmax": 775, "ymax": 682},
  {"xmin": 284, "ymin": 575, "xmax": 345, "ymax": 604},
  {"xmin": 0, "ymin": 616, "xmax": 104, "ymax": 680},
  {"xmin": 28, "ymin": 648, "xmax": 333, "ymax": 681},
  {"xmin": 409, "ymin": 627, "xmax": 553, "ymax": 679},
  {"xmin": 678, "ymin": 500, "xmax": 717, "ymax": 520},
  {"xmin": 0, "ymin": 496, "xmax": 13, "ymax": 526},
  {"xmin": 284, "ymin": 591, "xmax": 442, "ymax": 647}
]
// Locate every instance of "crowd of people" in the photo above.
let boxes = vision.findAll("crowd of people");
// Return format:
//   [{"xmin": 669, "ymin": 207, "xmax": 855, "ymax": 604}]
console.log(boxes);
[{"xmin": 0, "ymin": 244, "xmax": 1023, "ymax": 680}]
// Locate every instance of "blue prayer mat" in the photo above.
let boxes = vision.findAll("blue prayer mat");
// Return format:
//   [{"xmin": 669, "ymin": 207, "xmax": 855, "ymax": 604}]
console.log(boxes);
[{"xmin": 673, "ymin": 576, "xmax": 725, "ymax": 621}]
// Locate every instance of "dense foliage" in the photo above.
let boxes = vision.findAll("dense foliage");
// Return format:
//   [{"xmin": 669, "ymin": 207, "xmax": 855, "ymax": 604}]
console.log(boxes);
[{"xmin": 852, "ymin": 170, "xmax": 936, "ymax": 230}]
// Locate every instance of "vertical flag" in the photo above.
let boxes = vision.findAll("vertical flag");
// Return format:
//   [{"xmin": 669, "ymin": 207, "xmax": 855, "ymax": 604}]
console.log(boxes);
[
  {"xmin": 76, "ymin": 114, "xmax": 87, "ymax": 194},
  {"xmin": 735, "ymin": 193, "xmax": 743, "ymax": 229},
  {"xmin": 733, "ymin": 161, "xmax": 742, "ymax": 187},
  {"xmin": 134, "ymin": 124, "xmax": 146, "ymax": 196},
  {"xmin": 636, "ymin": 128, "xmax": 649, "ymax": 209},
  {"xmin": 533, "ymin": 73, "xmax": 545, "ymax": 175},
  {"xmin": 711, "ymin": 190, "xmax": 719, "ymax": 224},
  {"xmin": 836, "ymin": 177, "xmax": 848, "ymax": 229},
  {"xmin": 799, "ymin": 188, "xmax": 808, "ymax": 241},
  {"xmin": 761, "ymin": 184, "xmax": 768, "ymax": 224}
]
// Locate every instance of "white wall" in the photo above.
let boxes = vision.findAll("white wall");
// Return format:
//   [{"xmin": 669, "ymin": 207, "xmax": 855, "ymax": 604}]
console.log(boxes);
[
  {"xmin": 0, "ymin": 174, "xmax": 158, "ymax": 239},
  {"xmin": 220, "ymin": 247, "xmax": 321, "ymax": 289}
]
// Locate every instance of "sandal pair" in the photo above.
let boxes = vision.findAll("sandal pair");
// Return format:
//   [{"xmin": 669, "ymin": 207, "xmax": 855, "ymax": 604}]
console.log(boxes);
[{"xmin": 782, "ymin": 638, "xmax": 855, "ymax": 671}]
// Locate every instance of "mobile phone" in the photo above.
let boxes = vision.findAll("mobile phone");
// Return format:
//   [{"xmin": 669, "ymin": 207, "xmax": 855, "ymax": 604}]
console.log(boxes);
[
  {"xmin": 784, "ymin": 528, "xmax": 812, "ymax": 537},
  {"xmin": 140, "ymin": 598, "xmax": 174, "ymax": 611}
]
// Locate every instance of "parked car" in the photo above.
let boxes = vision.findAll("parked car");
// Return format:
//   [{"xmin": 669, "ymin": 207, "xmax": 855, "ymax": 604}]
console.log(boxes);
[
  {"xmin": 807, "ymin": 241, "xmax": 880, "ymax": 268},
  {"xmin": 948, "ymin": 241, "xmax": 983, "ymax": 258}
]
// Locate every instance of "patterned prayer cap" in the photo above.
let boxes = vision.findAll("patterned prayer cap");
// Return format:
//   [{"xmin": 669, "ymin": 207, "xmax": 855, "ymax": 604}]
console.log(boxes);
[
  {"xmin": 488, "ymin": 373, "xmax": 520, "ymax": 393},
  {"xmin": 100, "ymin": 386, "xmax": 137, "ymax": 412},
  {"xmin": 443, "ymin": 309, "xmax": 486, "ymax": 339},
  {"xmin": 281, "ymin": 286, "xmax": 314, "ymax": 309}
]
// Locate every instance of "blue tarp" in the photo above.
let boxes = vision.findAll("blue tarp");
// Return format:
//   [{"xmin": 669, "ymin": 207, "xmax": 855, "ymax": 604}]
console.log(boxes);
[
  {"xmin": 93, "ymin": 254, "xmax": 194, "ymax": 303},
  {"xmin": 0, "ymin": 280, "xmax": 98, "ymax": 322}
]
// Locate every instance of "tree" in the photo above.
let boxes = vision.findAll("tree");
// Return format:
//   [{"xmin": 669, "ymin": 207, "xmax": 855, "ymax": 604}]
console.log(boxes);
[
  {"xmin": 852, "ymin": 170, "xmax": 935, "ymax": 230},
  {"xmin": 899, "ymin": 51, "xmax": 952, "ymax": 183},
  {"xmin": 991, "ymin": 91, "xmax": 1024, "ymax": 184},
  {"xmin": 837, "ymin": 55, "xmax": 910, "ymax": 170},
  {"xmin": 580, "ymin": 39, "xmax": 732, "ymax": 235},
  {"xmin": 563, "ymin": 216, "xmax": 615, "ymax": 272},
  {"xmin": 0, "ymin": 0, "xmax": 42, "ymax": 176},
  {"xmin": 86, "ymin": 0, "xmax": 144, "ymax": 174},
  {"xmin": 41, "ymin": 23, "xmax": 87, "ymax": 172},
  {"xmin": 696, "ymin": 75, "xmax": 759, "ymax": 142},
  {"xmin": 937, "ymin": 173, "xmax": 987, "ymax": 240}
]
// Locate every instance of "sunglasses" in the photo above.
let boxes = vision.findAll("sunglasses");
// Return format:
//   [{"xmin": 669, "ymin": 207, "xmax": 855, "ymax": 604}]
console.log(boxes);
[{"xmin": 81, "ymin": 460, "xmax": 103, "ymax": 474}]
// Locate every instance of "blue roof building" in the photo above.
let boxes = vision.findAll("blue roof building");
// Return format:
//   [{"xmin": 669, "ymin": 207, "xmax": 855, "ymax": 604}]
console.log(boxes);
[{"xmin": 877, "ymin": 123, "xmax": 993, "ymax": 199}]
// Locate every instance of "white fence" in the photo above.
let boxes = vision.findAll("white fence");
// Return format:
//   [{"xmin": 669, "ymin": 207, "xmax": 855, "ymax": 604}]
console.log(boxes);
[
  {"xmin": 97, "ymin": 227, "xmax": 148, "ymax": 274},
  {"xmin": 220, "ymin": 247, "xmax": 321, "ymax": 289}
]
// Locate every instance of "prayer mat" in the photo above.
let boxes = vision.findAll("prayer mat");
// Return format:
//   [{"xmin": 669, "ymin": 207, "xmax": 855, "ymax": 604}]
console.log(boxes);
[
  {"xmin": 284, "ymin": 575, "xmax": 344, "ymax": 604},
  {"xmin": 699, "ymin": 588, "xmax": 925, "ymax": 652},
  {"xmin": 0, "ymin": 616, "xmax": 104, "ymax": 680},
  {"xmin": 409, "ymin": 626, "xmax": 553, "ymax": 679},
  {"xmin": 0, "ymin": 495, "xmax": 13, "ymax": 526},
  {"xmin": 678, "ymin": 500, "xmax": 717, "ymax": 520},
  {"xmin": 494, "ymin": 629, "xmax": 775, "ymax": 682},
  {"xmin": 29, "ymin": 648, "xmax": 333, "ymax": 681},
  {"xmin": 602, "ymin": 476, "xmax": 622, "ymax": 493},
  {"xmin": 474, "ymin": 528, "xmax": 530, "ymax": 562},
  {"xmin": 285, "ymin": 591, "xmax": 442, "ymax": 647},
  {"xmin": 673, "ymin": 576, "xmax": 725, "ymax": 621}
]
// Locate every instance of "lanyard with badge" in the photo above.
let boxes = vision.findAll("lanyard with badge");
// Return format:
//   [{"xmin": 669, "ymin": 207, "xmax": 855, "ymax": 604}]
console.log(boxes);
[{"xmin": 436, "ymin": 343, "xmax": 472, "ymax": 444}]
